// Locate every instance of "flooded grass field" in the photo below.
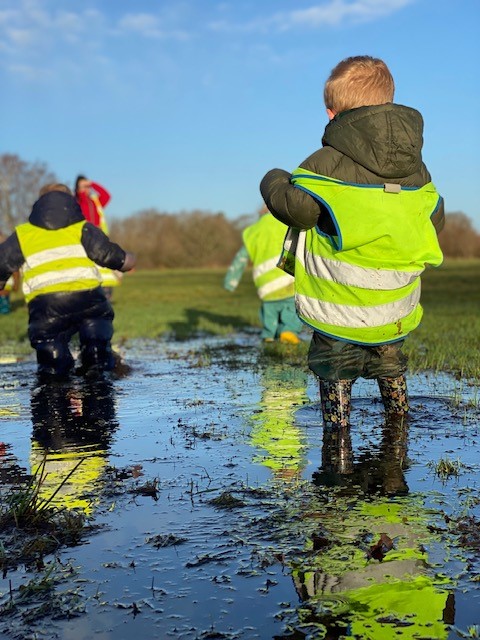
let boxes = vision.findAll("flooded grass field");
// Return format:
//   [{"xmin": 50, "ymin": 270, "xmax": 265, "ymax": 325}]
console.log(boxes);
[{"xmin": 0, "ymin": 335, "xmax": 479, "ymax": 639}]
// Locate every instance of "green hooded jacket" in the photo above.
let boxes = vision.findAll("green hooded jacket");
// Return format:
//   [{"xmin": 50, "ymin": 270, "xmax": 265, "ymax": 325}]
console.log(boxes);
[{"xmin": 260, "ymin": 103, "xmax": 445, "ymax": 235}]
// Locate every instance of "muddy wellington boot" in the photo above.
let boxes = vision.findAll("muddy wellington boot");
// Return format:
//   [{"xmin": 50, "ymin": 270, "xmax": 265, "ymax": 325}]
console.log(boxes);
[
  {"xmin": 319, "ymin": 380, "xmax": 353, "ymax": 429},
  {"xmin": 377, "ymin": 375, "xmax": 409, "ymax": 418}
]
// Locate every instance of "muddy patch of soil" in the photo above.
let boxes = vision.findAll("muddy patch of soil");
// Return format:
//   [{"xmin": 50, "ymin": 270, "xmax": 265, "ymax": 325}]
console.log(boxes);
[{"xmin": 0, "ymin": 336, "xmax": 479, "ymax": 639}]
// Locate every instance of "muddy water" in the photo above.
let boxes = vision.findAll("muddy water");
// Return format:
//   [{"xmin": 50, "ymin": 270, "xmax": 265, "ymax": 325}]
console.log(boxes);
[{"xmin": 0, "ymin": 336, "xmax": 479, "ymax": 639}]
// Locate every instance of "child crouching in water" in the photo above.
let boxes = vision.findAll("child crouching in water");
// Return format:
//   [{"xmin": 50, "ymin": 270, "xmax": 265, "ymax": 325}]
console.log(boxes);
[{"xmin": 0, "ymin": 183, "xmax": 136, "ymax": 379}]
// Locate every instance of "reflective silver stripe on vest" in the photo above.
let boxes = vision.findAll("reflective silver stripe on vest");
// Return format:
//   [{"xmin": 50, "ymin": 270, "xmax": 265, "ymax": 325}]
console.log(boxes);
[
  {"xmin": 23, "ymin": 245, "xmax": 88, "ymax": 269},
  {"xmin": 257, "ymin": 274, "xmax": 295, "ymax": 300},
  {"xmin": 22, "ymin": 267, "xmax": 100, "ymax": 296},
  {"xmin": 283, "ymin": 228, "xmax": 299, "ymax": 254},
  {"xmin": 297, "ymin": 251, "xmax": 423, "ymax": 290},
  {"xmin": 296, "ymin": 286, "xmax": 421, "ymax": 328},
  {"xmin": 253, "ymin": 256, "xmax": 282, "ymax": 279}
]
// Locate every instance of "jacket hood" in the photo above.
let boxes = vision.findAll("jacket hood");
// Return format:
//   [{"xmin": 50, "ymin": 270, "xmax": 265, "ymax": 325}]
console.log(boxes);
[
  {"xmin": 322, "ymin": 103, "xmax": 424, "ymax": 179},
  {"xmin": 29, "ymin": 191, "xmax": 85, "ymax": 230}
]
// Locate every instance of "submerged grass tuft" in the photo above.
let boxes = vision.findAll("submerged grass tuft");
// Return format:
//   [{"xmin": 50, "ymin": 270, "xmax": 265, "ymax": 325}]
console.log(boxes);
[
  {"xmin": 453, "ymin": 625, "xmax": 480, "ymax": 639},
  {"xmin": 429, "ymin": 456, "xmax": 465, "ymax": 481},
  {"xmin": 0, "ymin": 456, "xmax": 85, "ymax": 530},
  {"xmin": 0, "ymin": 457, "xmax": 88, "ymax": 572}
]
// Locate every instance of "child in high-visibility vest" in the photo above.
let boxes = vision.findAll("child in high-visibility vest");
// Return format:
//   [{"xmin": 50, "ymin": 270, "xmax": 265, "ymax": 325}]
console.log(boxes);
[
  {"xmin": 260, "ymin": 56, "xmax": 445, "ymax": 427},
  {"xmin": 224, "ymin": 206, "xmax": 303, "ymax": 344},
  {"xmin": 0, "ymin": 184, "xmax": 135, "ymax": 379},
  {"xmin": 75, "ymin": 176, "xmax": 122, "ymax": 300}
]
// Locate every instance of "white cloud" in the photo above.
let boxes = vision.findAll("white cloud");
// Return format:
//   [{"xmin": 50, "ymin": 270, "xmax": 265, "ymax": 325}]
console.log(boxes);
[
  {"xmin": 0, "ymin": 3, "xmax": 87, "ymax": 53},
  {"xmin": 54, "ymin": 11, "xmax": 84, "ymax": 33},
  {"xmin": 209, "ymin": 0, "xmax": 416, "ymax": 33},
  {"xmin": 288, "ymin": 0, "xmax": 415, "ymax": 28},
  {"xmin": 8, "ymin": 62, "xmax": 53, "ymax": 82},
  {"xmin": 117, "ymin": 12, "xmax": 165, "ymax": 38},
  {"xmin": 6, "ymin": 28, "xmax": 36, "ymax": 47},
  {"xmin": 115, "ymin": 12, "xmax": 190, "ymax": 41}
]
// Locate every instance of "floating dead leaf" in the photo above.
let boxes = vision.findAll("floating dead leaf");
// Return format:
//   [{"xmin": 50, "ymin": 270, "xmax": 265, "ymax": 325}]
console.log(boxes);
[{"xmin": 367, "ymin": 533, "xmax": 394, "ymax": 561}]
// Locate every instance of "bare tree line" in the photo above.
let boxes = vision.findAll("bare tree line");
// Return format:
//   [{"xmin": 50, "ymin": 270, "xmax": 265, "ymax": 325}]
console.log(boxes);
[
  {"xmin": 109, "ymin": 209, "xmax": 250, "ymax": 268},
  {"xmin": 437, "ymin": 212, "xmax": 480, "ymax": 259},
  {"xmin": 0, "ymin": 153, "xmax": 479, "ymax": 265},
  {"xmin": 0, "ymin": 154, "xmax": 56, "ymax": 234}
]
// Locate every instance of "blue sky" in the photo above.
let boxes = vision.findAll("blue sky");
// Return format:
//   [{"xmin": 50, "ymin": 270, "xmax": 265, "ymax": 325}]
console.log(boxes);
[{"xmin": 1, "ymin": 0, "xmax": 479, "ymax": 227}]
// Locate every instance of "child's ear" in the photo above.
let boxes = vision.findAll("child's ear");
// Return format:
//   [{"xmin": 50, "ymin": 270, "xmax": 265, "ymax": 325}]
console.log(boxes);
[{"xmin": 326, "ymin": 108, "xmax": 336, "ymax": 121}]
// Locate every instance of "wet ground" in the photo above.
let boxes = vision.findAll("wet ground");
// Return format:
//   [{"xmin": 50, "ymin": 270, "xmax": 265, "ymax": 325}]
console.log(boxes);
[{"xmin": 0, "ymin": 335, "xmax": 479, "ymax": 639}]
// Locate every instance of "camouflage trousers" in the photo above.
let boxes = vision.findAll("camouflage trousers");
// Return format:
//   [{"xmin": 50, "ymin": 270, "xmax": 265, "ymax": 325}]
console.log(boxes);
[
  {"xmin": 308, "ymin": 332, "xmax": 408, "ymax": 382},
  {"xmin": 309, "ymin": 332, "xmax": 410, "ymax": 427}
]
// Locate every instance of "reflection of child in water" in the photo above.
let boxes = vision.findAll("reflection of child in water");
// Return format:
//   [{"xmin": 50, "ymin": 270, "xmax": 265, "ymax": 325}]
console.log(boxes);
[
  {"xmin": 288, "ymin": 419, "xmax": 454, "ymax": 638},
  {"xmin": 30, "ymin": 379, "xmax": 118, "ymax": 514},
  {"xmin": 249, "ymin": 365, "xmax": 309, "ymax": 484}
]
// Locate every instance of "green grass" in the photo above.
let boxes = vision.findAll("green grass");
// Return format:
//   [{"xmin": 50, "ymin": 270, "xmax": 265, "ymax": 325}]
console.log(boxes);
[
  {"xmin": 1, "ymin": 261, "xmax": 480, "ymax": 378},
  {"xmin": 404, "ymin": 260, "xmax": 480, "ymax": 378}
]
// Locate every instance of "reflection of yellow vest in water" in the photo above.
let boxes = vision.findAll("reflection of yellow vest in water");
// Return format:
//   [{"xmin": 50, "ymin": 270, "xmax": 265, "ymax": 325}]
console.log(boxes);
[
  {"xmin": 250, "ymin": 366, "xmax": 308, "ymax": 482},
  {"xmin": 30, "ymin": 444, "xmax": 107, "ymax": 515},
  {"xmin": 291, "ymin": 498, "xmax": 451, "ymax": 638},
  {"xmin": 90, "ymin": 195, "xmax": 123, "ymax": 289}
]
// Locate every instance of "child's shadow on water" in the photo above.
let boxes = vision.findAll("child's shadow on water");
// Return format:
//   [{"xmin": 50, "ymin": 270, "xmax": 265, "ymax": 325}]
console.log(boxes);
[{"xmin": 168, "ymin": 307, "xmax": 256, "ymax": 340}]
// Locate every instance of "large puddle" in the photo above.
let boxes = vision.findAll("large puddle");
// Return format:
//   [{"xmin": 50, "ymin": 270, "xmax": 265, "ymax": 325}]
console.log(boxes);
[{"xmin": 0, "ymin": 336, "xmax": 479, "ymax": 639}]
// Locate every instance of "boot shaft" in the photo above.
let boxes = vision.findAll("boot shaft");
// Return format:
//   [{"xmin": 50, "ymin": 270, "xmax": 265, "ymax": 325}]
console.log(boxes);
[
  {"xmin": 377, "ymin": 375, "xmax": 409, "ymax": 416},
  {"xmin": 319, "ymin": 379, "xmax": 353, "ymax": 429}
]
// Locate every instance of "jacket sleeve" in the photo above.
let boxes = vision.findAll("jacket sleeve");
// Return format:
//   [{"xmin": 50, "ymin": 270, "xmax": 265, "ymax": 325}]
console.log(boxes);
[
  {"xmin": 224, "ymin": 245, "xmax": 249, "ymax": 291},
  {"xmin": 91, "ymin": 182, "xmax": 111, "ymax": 208},
  {"xmin": 81, "ymin": 223, "xmax": 128, "ymax": 270},
  {"xmin": 260, "ymin": 168, "xmax": 322, "ymax": 230},
  {"xmin": 0, "ymin": 232, "xmax": 25, "ymax": 289}
]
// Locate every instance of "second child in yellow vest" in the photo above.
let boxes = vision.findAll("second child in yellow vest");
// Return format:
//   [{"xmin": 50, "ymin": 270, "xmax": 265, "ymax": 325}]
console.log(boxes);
[
  {"xmin": 224, "ymin": 207, "xmax": 303, "ymax": 344},
  {"xmin": 74, "ymin": 175, "xmax": 121, "ymax": 301},
  {"xmin": 0, "ymin": 183, "xmax": 136, "ymax": 379},
  {"xmin": 260, "ymin": 56, "xmax": 444, "ymax": 429}
]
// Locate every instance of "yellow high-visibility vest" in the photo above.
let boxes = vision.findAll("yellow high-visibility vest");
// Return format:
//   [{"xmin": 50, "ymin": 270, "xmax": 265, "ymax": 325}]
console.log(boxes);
[
  {"xmin": 288, "ymin": 169, "xmax": 443, "ymax": 344},
  {"xmin": 16, "ymin": 221, "xmax": 101, "ymax": 303},
  {"xmin": 243, "ymin": 213, "xmax": 294, "ymax": 301}
]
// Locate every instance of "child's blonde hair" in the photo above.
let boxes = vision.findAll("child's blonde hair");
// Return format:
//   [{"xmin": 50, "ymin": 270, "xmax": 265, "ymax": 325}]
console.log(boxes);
[
  {"xmin": 324, "ymin": 55, "xmax": 394, "ymax": 113},
  {"xmin": 39, "ymin": 183, "xmax": 73, "ymax": 196}
]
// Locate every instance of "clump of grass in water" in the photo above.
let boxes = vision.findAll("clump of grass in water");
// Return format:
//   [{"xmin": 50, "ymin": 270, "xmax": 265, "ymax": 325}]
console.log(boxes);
[
  {"xmin": 429, "ymin": 456, "xmax": 464, "ymax": 481},
  {"xmin": 453, "ymin": 625, "xmax": 480, "ymax": 639},
  {"xmin": 0, "ymin": 456, "xmax": 86, "ymax": 532},
  {"xmin": 0, "ymin": 457, "xmax": 88, "ymax": 574},
  {"xmin": 209, "ymin": 491, "xmax": 246, "ymax": 509},
  {"xmin": 1, "ymin": 559, "xmax": 85, "ymax": 626}
]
